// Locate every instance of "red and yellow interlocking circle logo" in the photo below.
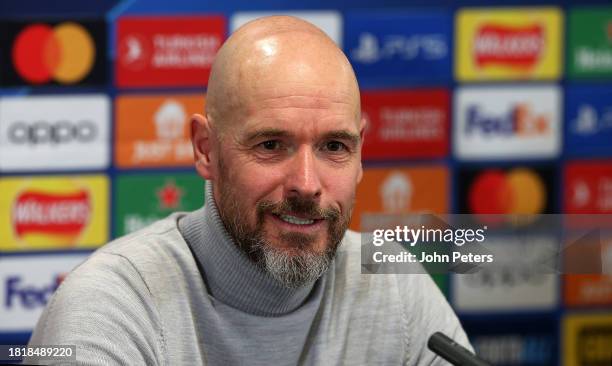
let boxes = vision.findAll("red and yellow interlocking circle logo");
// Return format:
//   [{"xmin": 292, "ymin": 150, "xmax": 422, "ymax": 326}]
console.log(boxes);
[
  {"xmin": 12, "ymin": 22, "xmax": 95, "ymax": 84},
  {"xmin": 469, "ymin": 168, "xmax": 546, "ymax": 215}
]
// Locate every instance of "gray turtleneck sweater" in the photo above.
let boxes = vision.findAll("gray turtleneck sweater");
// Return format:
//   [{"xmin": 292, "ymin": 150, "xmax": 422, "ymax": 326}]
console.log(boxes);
[{"xmin": 28, "ymin": 184, "xmax": 471, "ymax": 365}]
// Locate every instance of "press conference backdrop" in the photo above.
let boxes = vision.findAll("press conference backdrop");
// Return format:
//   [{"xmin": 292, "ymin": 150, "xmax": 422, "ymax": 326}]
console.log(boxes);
[{"xmin": 1, "ymin": 0, "xmax": 611, "ymax": 365}]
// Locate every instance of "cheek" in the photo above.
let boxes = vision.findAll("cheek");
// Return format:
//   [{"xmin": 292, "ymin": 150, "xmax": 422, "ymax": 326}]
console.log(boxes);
[
  {"xmin": 323, "ymin": 167, "xmax": 360, "ymax": 206},
  {"xmin": 232, "ymin": 163, "xmax": 286, "ymax": 207}
]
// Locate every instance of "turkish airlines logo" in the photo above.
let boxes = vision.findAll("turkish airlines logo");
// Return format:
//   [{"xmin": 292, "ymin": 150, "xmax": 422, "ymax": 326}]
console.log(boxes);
[
  {"xmin": 119, "ymin": 34, "xmax": 150, "ymax": 70},
  {"xmin": 12, "ymin": 22, "xmax": 95, "ymax": 84},
  {"xmin": 12, "ymin": 190, "xmax": 91, "ymax": 239},
  {"xmin": 115, "ymin": 17, "xmax": 225, "ymax": 88},
  {"xmin": 119, "ymin": 32, "xmax": 219, "ymax": 70},
  {"xmin": 474, "ymin": 24, "xmax": 545, "ymax": 69},
  {"xmin": 565, "ymin": 163, "xmax": 612, "ymax": 213},
  {"xmin": 377, "ymin": 107, "xmax": 445, "ymax": 141}
]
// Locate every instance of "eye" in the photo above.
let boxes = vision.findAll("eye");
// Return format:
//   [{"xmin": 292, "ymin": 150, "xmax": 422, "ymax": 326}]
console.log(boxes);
[
  {"xmin": 325, "ymin": 141, "xmax": 347, "ymax": 152},
  {"xmin": 260, "ymin": 140, "xmax": 280, "ymax": 150}
]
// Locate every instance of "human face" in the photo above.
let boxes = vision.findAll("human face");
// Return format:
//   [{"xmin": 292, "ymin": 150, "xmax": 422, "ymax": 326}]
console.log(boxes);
[{"xmin": 213, "ymin": 81, "xmax": 363, "ymax": 286}]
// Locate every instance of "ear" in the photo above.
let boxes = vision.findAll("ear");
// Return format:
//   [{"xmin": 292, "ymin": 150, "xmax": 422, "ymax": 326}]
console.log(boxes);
[
  {"xmin": 357, "ymin": 115, "xmax": 367, "ymax": 184},
  {"xmin": 191, "ymin": 113, "xmax": 215, "ymax": 180}
]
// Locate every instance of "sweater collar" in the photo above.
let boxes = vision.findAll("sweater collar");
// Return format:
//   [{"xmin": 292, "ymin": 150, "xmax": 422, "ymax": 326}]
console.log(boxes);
[{"xmin": 179, "ymin": 182, "xmax": 320, "ymax": 316}]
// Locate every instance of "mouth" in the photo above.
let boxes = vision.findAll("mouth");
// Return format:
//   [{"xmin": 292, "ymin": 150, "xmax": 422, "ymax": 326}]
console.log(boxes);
[
  {"xmin": 269, "ymin": 213, "xmax": 325, "ymax": 231},
  {"xmin": 278, "ymin": 214, "xmax": 316, "ymax": 225}
]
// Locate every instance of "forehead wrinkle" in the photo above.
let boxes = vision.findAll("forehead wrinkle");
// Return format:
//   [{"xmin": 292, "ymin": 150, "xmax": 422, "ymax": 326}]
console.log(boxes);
[
  {"xmin": 241, "ymin": 124, "xmax": 360, "ymax": 146},
  {"xmin": 241, "ymin": 113, "xmax": 361, "ymax": 143},
  {"xmin": 257, "ymin": 96, "xmax": 355, "ymax": 111}
]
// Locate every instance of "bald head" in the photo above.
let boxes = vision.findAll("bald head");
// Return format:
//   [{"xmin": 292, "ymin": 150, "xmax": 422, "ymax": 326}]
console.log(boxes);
[
  {"xmin": 205, "ymin": 16, "xmax": 361, "ymax": 134},
  {"xmin": 191, "ymin": 17, "xmax": 365, "ymax": 287}
]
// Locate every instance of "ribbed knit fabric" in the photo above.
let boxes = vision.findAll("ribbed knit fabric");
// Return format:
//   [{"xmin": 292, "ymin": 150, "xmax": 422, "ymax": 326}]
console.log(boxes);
[
  {"xmin": 178, "ymin": 183, "xmax": 316, "ymax": 316},
  {"xmin": 28, "ymin": 182, "xmax": 472, "ymax": 365}
]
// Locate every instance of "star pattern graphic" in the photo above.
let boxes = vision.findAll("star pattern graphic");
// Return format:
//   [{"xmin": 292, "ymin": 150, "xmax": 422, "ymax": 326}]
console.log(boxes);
[{"xmin": 156, "ymin": 180, "xmax": 183, "ymax": 210}]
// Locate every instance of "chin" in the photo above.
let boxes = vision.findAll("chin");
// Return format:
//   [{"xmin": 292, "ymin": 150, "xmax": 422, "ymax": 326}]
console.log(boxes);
[{"xmin": 271, "ymin": 234, "xmax": 328, "ymax": 253}]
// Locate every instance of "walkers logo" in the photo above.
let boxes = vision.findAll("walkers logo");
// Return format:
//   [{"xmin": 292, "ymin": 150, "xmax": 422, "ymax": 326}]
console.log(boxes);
[
  {"xmin": 0, "ymin": 175, "xmax": 108, "ymax": 250},
  {"xmin": 361, "ymin": 89, "xmax": 449, "ymax": 160},
  {"xmin": 0, "ymin": 95, "xmax": 109, "ymax": 172},
  {"xmin": 459, "ymin": 166, "xmax": 555, "ymax": 215},
  {"xmin": 455, "ymin": 7, "xmax": 562, "ymax": 81},
  {"xmin": 0, "ymin": 19, "xmax": 106, "ymax": 86},
  {"xmin": 116, "ymin": 16, "xmax": 225, "ymax": 88},
  {"xmin": 454, "ymin": 86, "xmax": 561, "ymax": 160},
  {"xmin": 351, "ymin": 165, "xmax": 448, "ymax": 232},
  {"xmin": 0, "ymin": 254, "xmax": 87, "ymax": 332},
  {"xmin": 344, "ymin": 11, "xmax": 451, "ymax": 82},
  {"xmin": 115, "ymin": 94, "xmax": 204, "ymax": 168},
  {"xmin": 114, "ymin": 173, "xmax": 205, "ymax": 235},
  {"xmin": 474, "ymin": 24, "xmax": 544, "ymax": 70},
  {"xmin": 565, "ymin": 86, "xmax": 612, "ymax": 156},
  {"xmin": 568, "ymin": 7, "xmax": 612, "ymax": 79},
  {"xmin": 231, "ymin": 11, "xmax": 342, "ymax": 45},
  {"xmin": 565, "ymin": 161, "xmax": 612, "ymax": 214},
  {"xmin": 14, "ymin": 190, "xmax": 90, "ymax": 239},
  {"xmin": 563, "ymin": 313, "xmax": 612, "ymax": 366}
]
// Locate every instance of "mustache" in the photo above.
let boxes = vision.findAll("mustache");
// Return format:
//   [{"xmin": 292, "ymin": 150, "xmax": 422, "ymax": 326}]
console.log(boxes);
[{"xmin": 256, "ymin": 196, "xmax": 340, "ymax": 221}]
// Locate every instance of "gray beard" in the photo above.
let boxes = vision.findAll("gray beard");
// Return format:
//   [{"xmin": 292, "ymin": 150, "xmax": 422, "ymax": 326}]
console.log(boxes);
[
  {"xmin": 215, "ymin": 155, "xmax": 349, "ymax": 288},
  {"xmin": 246, "ymin": 232, "xmax": 335, "ymax": 288},
  {"xmin": 216, "ymin": 187, "xmax": 345, "ymax": 288}
]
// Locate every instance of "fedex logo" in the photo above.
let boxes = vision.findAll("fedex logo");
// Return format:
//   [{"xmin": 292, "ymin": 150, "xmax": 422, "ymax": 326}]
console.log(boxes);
[
  {"xmin": 5, "ymin": 274, "xmax": 64, "ymax": 309},
  {"xmin": 0, "ymin": 254, "xmax": 86, "ymax": 332},
  {"xmin": 454, "ymin": 86, "xmax": 561, "ymax": 160},
  {"xmin": 465, "ymin": 104, "xmax": 549, "ymax": 136}
]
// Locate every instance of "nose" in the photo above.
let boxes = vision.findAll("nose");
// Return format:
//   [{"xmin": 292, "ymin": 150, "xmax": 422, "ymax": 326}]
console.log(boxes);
[{"xmin": 286, "ymin": 145, "xmax": 322, "ymax": 200}]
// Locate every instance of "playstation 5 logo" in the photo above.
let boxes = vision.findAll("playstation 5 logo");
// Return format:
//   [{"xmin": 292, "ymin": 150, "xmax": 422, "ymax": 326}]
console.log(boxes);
[
  {"xmin": 351, "ymin": 32, "xmax": 447, "ymax": 64},
  {"xmin": 573, "ymin": 105, "xmax": 598, "ymax": 135}
]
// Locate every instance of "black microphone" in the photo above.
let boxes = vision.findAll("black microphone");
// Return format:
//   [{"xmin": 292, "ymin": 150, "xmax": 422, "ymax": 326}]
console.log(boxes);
[{"xmin": 427, "ymin": 332, "xmax": 491, "ymax": 366}]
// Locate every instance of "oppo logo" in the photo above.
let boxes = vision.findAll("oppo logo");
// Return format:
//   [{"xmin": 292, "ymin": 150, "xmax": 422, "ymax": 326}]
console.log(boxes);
[{"xmin": 7, "ymin": 120, "xmax": 97, "ymax": 145}]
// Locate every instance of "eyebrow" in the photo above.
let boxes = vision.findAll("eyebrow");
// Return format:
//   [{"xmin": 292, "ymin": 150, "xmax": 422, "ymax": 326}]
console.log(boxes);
[
  {"xmin": 244, "ymin": 128, "xmax": 290, "ymax": 143},
  {"xmin": 243, "ymin": 128, "xmax": 361, "ymax": 145},
  {"xmin": 321, "ymin": 130, "xmax": 361, "ymax": 146}
]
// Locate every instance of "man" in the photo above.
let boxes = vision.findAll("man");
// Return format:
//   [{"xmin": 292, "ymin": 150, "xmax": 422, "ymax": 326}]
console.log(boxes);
[{"xmin": 29, "ymin": 16, "xmax": 471, "ymax": 365}]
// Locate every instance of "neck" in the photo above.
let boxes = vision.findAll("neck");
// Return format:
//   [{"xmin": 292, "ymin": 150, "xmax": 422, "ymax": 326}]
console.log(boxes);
[{"xmin": 178, "ymin": 182, "xmax": 320, "ymax": 316}]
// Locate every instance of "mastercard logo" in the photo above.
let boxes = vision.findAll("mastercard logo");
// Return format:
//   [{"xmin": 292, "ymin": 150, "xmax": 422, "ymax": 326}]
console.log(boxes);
[
  {"xmin": 468, "ymin": 168, "xmax": 546, "ymax": 215},
  {"xmin": 12, "ymin": 22, "xmax": 95, "ymax": 84}
]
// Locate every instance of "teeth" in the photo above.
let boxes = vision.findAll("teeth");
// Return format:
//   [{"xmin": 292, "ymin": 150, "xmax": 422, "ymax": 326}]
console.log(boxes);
[{"xmin": 279, "ymin": 214, "xmax": 314, "ymax": 225}]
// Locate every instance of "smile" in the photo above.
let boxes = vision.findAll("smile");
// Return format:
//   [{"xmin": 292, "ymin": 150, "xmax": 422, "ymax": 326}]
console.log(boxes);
[{"xmin": 278, "ymin": 214, "xmax": 314, "ymax": 225}]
